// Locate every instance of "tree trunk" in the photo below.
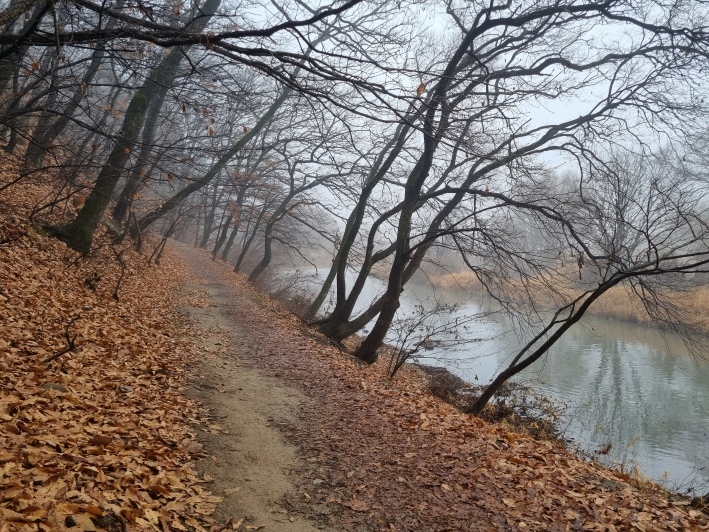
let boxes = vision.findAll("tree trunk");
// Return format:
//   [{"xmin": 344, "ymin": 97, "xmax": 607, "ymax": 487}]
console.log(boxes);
[
  {"xmin": 221, "ymin": 223, "xmax": 239, "ymax": 260},
  {"xmin": 1, "ymin": 2, "xmax": 49, "ymax": 151},
  {"xmin": 111, "ymin": 45, "xmax": 187, "ymax": 223},
  {"xmin": 193, "ymin": 200, "xmax": 203, "ymax": 247},
  {"xmin": 317, "ymin": 293, "xmax": 386, "ymax": 342},
  {"xmin": 56, "ymin": 88, "xmax": 150, "ymax": 253},
  {"xmin": 0, "ymin": 0, "xmax": 47, "ymax": 98},
  {"xmin": 248, "ymin": 189, "xmax": 307, "ymax": 282},
  {"xmin": 54, "ymin": 0, "xmax": 222, "ymax": 252},
  {"xmin": 306, "ymin": 122, "xmax": 412, "ymax": 319},
  {"xmin": 466, "ymin": 278, "xmax": 618, "ymax": 415},
  {"xmin": 352, "ymin": 202, "xmax": 414, "ymax": 362},
  {"xmin": 24, "ymin": 37, "xmax": 106, "ymax": 168},
  {"xmin": 200, "ymin": 183, "xmax": 223, "ymax": 249},
  {"xmin": 329, "ymin": 25, "xmax": 475, "ymax": 360},
  {"xmin": 220, "ymin": 189, "xmax": 245, "ymax": 260},
  {"xmin": 247, "ymin": 221, "xmax": 274, "ymax": 282},
  {"xmin": 135, "ymin": 25, "xmax": 340, "ymax": 234},
  {"xmin": 233, "ymin": 203, "xmax": 267, "ymax": 273},
  {"xmin": 212, "ymin": 214, "xmax": 232, "ymax": 260}
]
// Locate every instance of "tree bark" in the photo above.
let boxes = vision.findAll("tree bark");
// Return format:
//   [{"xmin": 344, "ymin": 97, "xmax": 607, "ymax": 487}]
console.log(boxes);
[
  {"xmin": 55, "ymin": 0, "xmax": 222, "ymax": 252},
  {"xmin": 220, "ymin": 189, "xmax": 245, "ymax": 260},
  {"xmin": 347, "ymin": 20, "xmax": 481, "ymax": 362},
  {"xmin": 111, "ymin": 44, "xmax": 191, "ymax": 223}
]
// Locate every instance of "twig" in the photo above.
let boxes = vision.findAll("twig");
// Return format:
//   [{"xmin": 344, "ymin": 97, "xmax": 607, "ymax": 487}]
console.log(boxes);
[
  {"xmin": 44, "ymin": 316, "xmax": 80, "ymax": 363},
  {"xmin": 0, "ymin": 231, "xmax": 25, "ymax": 247},
  {"xmin": 149, "ymin": 216, "xmax": 181, "ymax": 265},
  {"xmin": 112, "ymin": 245, "xmax": 126, "ymax": 301},
  {"xmin": 130, "ymin": 211, "xmax": 142, "ymax": 251},
  {"xmin": 0, "ymin": 173, "xmax": 28, "ymax": 194}
]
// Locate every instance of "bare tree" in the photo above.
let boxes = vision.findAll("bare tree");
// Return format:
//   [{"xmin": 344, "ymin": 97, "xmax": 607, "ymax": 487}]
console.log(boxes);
[
  {"xmin": 4, "ymin": 0, "xmax": 709, "ymax": 418},
  {"xmin": 304, "ymin": 0, "xmax": 709, "ymax": 408}
]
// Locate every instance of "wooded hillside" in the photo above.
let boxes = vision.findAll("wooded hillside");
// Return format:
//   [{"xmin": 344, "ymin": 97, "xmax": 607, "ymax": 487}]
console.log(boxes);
[
  {"xmin": 1, "ymin": 158, "xmax": 708, "ymax": 530},
  {"xmin": 0, "ymin": 167, "xmax": 223, "ymax": 530}
]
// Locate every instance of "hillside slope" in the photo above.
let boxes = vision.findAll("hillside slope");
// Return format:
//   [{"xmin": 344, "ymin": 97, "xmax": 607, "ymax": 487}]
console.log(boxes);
[
  {"xmin": 1, "ymin": 170, "xmax": 707, "ymax": 530},
  {"xmin": 0, "ymin": 180, "xmax": 222, "ymax": 530}
]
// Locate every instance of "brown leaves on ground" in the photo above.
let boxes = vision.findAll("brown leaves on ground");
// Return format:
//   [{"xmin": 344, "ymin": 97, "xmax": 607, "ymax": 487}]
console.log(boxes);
[
  {"xmin": 178, "ymin": 248, "xmax": 709, "ymax": 532},
  {"xmin": 2, "ymin": 151, "xmax": 707, "ymax": 531},
  {"xmin": 0, "ymin": 169, "xmax": 221, "ymax": 530}
]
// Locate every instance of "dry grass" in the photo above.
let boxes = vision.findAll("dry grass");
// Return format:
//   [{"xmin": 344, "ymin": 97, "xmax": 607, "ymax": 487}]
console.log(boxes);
[{"xmin": 426, "ymin": 267, "xmax": 709, "ymax": 335}]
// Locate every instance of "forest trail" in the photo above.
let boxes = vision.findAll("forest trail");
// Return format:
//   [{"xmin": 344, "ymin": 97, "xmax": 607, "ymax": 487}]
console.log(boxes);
[
  {"xmin": 173, "ymin": 243, "xmax": 709, "ymax": 531},
  {"xmin": 175, "ymin": 243, "xmax": 325, "ymax": 531}
]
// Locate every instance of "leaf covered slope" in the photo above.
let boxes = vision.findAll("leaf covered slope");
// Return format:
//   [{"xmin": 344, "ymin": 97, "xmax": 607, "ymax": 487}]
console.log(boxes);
[
  {"xmin": 1, "ymin": 160, "xmax": 708, "ymax": 531},
  {"xmin": 0, "ymin": 178, "xmax": 220, "ymax": 530},
  {"xmin": 177, "ymin": 248, "xmax": 709, "ymax": 532}
]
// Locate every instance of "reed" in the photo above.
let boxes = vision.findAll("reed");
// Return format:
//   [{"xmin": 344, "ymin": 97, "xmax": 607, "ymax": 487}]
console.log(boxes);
[{"xmin": 425, "ymin": 270, "xmax": 709, "ymax": 335}]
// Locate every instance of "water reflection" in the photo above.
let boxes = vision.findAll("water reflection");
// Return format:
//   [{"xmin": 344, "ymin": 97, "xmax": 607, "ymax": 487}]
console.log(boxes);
[
  {"xmin": 534, "ymin": 319, "xmax": 709, "ymax": 487},
  {"xmin": 436, "ymin": 303, "xmax": 709, "ymax": 488}
]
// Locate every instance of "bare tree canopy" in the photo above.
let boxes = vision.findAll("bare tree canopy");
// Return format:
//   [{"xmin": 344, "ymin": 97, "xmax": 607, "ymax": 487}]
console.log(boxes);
[{"xmin": 3, "ymin": 0, "xmax": 709, "ymax": 412}]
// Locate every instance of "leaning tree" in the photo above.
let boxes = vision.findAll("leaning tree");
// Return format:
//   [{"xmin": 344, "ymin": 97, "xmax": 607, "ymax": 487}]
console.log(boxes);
[
  {"xmin": 4, "ymin": 0, "xmax": 709, "ymax": 414},
  {"xmin": 305, "ymin": 0, "xmax": 709, "ymax": 413}
]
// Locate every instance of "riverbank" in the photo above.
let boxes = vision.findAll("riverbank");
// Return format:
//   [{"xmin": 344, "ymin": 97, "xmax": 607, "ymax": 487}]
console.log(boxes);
[
  {"xmin": 268, "ymin": 258, "xmax": 709, "ymax": 496},
  {"xmin": 176, "ymin": 245, "xmax": 708, "ymax": 530},
  {"xmin": 1, "ymin": 175, "xmax": 707, "ymax": 529},
  {"xmin": 424, "ymin": 268, "xmax": 709, "ymax": 334}
]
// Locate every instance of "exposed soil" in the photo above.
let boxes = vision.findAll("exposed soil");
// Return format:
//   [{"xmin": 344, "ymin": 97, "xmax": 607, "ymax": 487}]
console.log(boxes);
[
  {"xmin": 182, "ymin": 277, "xmax": 323, "ymax": 531},
  {"xmin": 174, "ymin": 242, "xmax": 709, "ymax": 531}
]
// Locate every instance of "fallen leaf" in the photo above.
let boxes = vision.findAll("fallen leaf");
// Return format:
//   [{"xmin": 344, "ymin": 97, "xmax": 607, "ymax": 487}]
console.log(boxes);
[
  {"xmin": 70, "ymin": 514, "xmax": 97, "ymax": 531},
  {"xmin": 343, "ymin": 500, "xmax": 370, "ymax": 512},
  {"xmin": 88, "ymin": 435, "xmax": 112, "ymax": 445}
]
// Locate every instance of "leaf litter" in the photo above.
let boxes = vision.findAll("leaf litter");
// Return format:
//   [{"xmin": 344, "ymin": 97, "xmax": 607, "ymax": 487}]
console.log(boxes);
[
  {"xmin": 0, "ymin": 161, "xmax": 222, "ymax": 531},
  {"xmin": 175, "ymin": 243, "xmax": 709, "ymax": 532},
  {"xmin": 1, "ymin": 153, "xmax": 708, "ymax": 531}
]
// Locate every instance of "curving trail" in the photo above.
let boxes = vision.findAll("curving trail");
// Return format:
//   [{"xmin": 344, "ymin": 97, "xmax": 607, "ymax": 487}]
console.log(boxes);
[
  {"xmin": 178, "ymin": 244, "xmax": 325, "ymax": 531},
  {"xmin": 174, "ymin": 242, "xmax": 708, "ymax": 531}
]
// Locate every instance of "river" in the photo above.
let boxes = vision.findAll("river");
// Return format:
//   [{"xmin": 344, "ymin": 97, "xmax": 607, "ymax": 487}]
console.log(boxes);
[{"xmin": 298, "ymin": 270, "xmax": 709, "ymax": 492}]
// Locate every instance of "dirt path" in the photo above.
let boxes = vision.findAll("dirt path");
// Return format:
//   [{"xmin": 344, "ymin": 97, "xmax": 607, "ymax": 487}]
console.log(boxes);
[
  {"xmin": 174, "ymin": 243, "xmax": 708, "ymax": 532},
  {"xmin": 177, "ymin": 246, "xmax": 326, "ymax": 531}
]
